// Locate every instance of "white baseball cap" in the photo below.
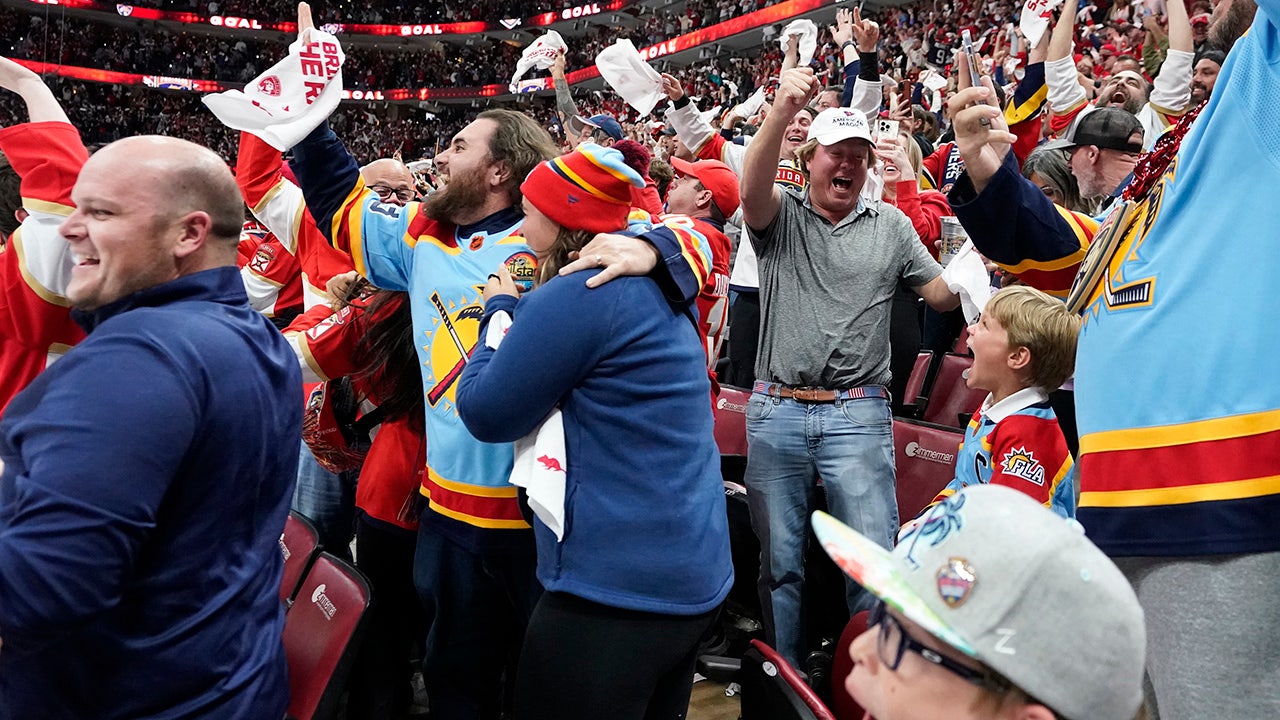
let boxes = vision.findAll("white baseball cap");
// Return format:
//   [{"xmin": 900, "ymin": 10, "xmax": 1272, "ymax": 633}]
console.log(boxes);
[
  {"xmin": 807, "ymin": 107, "xmax": 874, "ymax": 146},
  {"xmin": 812, "ymin": 484, "xmax": 1146, "ymax": 720}
]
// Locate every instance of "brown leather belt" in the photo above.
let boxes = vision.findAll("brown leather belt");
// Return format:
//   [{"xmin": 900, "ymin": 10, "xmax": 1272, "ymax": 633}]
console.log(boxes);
[{"xmin": 753, "ymin": 381, "xmax": 889, "ymax": 403}]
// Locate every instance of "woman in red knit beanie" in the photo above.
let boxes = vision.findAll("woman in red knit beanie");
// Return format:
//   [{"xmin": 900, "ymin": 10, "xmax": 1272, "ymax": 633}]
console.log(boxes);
[{"xmin": 455, "ymin": 142, "xmax": 733, "ymax": 720}]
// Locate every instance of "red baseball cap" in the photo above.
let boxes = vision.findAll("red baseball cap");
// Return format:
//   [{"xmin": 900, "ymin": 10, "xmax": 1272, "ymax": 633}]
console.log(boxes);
[{"xmin": 669, "ymin": 157, "xmax": 740, "ymax": 217}]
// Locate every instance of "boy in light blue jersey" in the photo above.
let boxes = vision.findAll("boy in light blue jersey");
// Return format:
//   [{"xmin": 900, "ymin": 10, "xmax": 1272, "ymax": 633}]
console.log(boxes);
[{"xmin": 910, "ymin": 286, "xmax": 1079, "ymax": 527}]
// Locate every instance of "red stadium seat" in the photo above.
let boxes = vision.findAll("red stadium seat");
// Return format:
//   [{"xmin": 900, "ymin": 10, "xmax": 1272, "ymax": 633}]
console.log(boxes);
[
  {"xmin": 283, "ymin": 552, "xmax": 372, "ymax": 720},
  {"xmin": 921, "ymin": 354, "xmax": 986, "ymax": 429},
  {"xmin": 714, "ymin": 385, "xmax": 751, "ymax": 457},
  {"xmin": 279, "ymin": 511, "xmax": 321, "ymax": 604},
  {"xmin": 829, "ymin": 611, "xmax": 871, "ymax": 720},
  {"xmin": 893, "ymin": 419, "xmax": 963, "ymax": 522},
  {"xmin": 900, "ymin": 351, "xmax": 934, "ymax": 417},
  {"xmin": 740, "ymin": 639, "xmax": 837, "ymax": 720},
  {"xmin": 952, "ymin": 324, "xmax": 971, "ymax": 355}
]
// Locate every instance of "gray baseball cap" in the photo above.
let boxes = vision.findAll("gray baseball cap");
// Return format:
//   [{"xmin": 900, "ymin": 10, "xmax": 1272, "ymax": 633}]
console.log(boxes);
[{"xmin": 812, "ymin": 484, "xmax": 1146, "ymax": 720}]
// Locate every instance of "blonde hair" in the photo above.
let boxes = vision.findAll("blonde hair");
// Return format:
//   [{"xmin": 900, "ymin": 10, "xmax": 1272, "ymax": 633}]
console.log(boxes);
[
  {"xmin": 983, "ymin": 286, "xmax": 1081, "ymax": 391},
  {"xmin": 900, "ymin": 131, "xmax": 923, "ymax": 177}
]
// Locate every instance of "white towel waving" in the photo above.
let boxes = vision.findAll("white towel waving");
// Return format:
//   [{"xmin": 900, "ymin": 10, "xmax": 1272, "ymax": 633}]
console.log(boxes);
[
  {"xmin": 779, "ymin": 19, "xmax": 819, "ymax": 66},
  {"xmin": 941, "ymin": 240, "xmax": 996, "ymax": 324},
  {"xmin": 1020, "ymin": 0, "xmax": 1065, "ymax": 48},
  {"xmin": 203, "ymin": 29, "xmax": 345, "ymax": 151},
  {"xmin": 511, "ymin": 31, "xmax": 568, "ymax": 92},
  {"xmin": 596, "ymin": 39, "xmax": 665, "ymax": 115}
]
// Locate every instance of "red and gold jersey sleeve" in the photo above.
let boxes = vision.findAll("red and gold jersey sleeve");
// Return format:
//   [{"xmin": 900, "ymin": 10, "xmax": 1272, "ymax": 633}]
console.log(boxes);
[{"xmin": 0, "ymin": 121, "xmax": 88, "ymax": 413}]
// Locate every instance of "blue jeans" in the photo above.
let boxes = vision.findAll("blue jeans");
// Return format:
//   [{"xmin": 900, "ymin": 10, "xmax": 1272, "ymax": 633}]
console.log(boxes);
[
  {"xmin": 291, "ymin": 441, "xmax": 357, "ymax": 558},
  {"xmin": 743, "ymin": 392, "xmax": 897, "ymax": 667}
]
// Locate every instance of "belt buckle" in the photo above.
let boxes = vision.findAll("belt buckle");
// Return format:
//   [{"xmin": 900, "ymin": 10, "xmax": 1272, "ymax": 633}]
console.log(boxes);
[{"xmin": 791, "ymin": 386, "xmax": 822, "ymax": 403}]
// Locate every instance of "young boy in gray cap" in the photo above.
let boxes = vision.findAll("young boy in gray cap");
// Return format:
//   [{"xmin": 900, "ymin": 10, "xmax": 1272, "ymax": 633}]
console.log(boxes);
[{"xmin": 813, "ymin": 484, "xmax": 1147, "ymax": 720}]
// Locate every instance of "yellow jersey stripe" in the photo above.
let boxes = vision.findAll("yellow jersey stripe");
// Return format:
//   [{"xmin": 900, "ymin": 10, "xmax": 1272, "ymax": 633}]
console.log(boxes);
[
  {"xmin": 1081, "ymin": 474, "xmax": 1280, "ymax": 507},
  {"xmin": 1081, "ymin": 407, "xmax": 1280, "ymax": 455}
]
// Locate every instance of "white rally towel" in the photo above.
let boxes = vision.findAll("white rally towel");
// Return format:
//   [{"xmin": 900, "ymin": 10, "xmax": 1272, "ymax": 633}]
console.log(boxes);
[
  {"xmin": 596, "ymin": 39, "xmax": 665, "ymax": 115},
  {"xmin": 941, "ymin": 239, "xmax": 996, "ymax": 324},
  {"xmin": 779, "ymin": 18, "xmax": 819, "ymax": 66},
  {"xmin": 729, "ymin": 86, "xmax": 767, "ymax": 122},
  {"xmin": 203, "ymin": 29, "xmax": 345, "ymax": 151},
  {"xmin": 510, "ymin": 30, "xmax": 567, "ymax": 92},
  {"xmin": 1020, "ymin": 0, "xmax": 1065, "ymax": 48},
  {"xmin": 484, "ymin": 310, "xmax": 570, "ymax": 541}
]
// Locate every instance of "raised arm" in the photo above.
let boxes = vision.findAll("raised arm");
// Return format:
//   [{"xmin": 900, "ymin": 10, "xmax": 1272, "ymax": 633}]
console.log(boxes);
[
  {"xmin": 1148, "ymin": 0, "xmax": 1194, "ymax": 118},
  {"xmin": 946, "ymin": 55, "xmax": 1018, "ymax": 195},
  {"xmin": 0, "ymin": 57, "xmax": 88, "ymax": 411},
  {"xmin": 742, "ymin": 68, "xmax": 816, "ymax": 231},
  {"xmin": 847, "ymin": 9, "xmax": 884, "ymax": 116},
  {"xmin": 1045, "ymin": 2, "xmax": 1089, "ymax": 124},
  {"xmin": 551, "ymin": 51, "xmax": 585, "ymax": 144}
]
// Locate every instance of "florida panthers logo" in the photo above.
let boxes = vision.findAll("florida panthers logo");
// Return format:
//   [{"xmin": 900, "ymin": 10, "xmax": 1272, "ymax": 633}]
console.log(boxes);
[
  {"xmin": 248, "ymin": 244, "xmax": 276, "ymax": 274},
  {"xmin": 424, "ymin": 291, "xmax": 485, "ymax": 411},
  {"xmin": 1001, "ymin": 448, "xmax": 1046, "ymax": 486},
  {"xmin": 257, "ymin": 75, "xmax": 283, "ymax": 97}
]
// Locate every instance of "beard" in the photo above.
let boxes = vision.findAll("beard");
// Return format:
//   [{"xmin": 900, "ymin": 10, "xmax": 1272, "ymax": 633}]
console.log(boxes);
[
  {"xmin": 420, "ymin": 169, "xmax": 489, "ymax": 224},
  {"xmin": 1208, "ymin": 0, "xmax": 1258, "ymax": 52}
]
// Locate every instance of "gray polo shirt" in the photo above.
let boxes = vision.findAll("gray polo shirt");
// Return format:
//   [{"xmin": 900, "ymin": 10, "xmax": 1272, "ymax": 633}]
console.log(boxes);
[{"xmin": 748, "ymin": 188, "xmax": 941, "ymax": 389}]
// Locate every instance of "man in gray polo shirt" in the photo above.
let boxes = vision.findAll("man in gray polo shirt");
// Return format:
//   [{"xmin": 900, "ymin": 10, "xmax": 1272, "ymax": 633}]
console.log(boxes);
[{"xmin": 739, "ymin": 66, "xmax": 959, "ymax": 668}]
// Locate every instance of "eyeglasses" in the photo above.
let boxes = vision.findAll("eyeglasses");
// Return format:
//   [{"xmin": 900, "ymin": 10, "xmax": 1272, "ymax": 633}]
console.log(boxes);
[
  {"xmin": 868, "ymin": 601, "xmax": 998, "ymax": 688},
  {"xmin": 368, "ymin": 184, "xmax": 415, "ymax": 203}
]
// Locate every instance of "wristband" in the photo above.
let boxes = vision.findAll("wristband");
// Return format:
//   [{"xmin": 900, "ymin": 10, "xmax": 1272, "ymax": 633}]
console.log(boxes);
[{"xmin": 842, "ymin": 40, "xmax": 857, "ymax": 52}]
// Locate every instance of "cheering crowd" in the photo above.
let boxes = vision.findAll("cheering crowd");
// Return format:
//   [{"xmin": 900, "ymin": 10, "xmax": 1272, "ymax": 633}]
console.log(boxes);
[{"xmin": 2, "ymin": 0, "xmax": 1278, "ymax": 718}]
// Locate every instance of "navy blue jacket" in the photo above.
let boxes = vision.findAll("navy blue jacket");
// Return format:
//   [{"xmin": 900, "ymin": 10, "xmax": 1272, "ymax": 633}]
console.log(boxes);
[
  {"xmin": 457, "ymin": 271, "xmax": 733, "ymax": 615},
  {"xmin": 0, "ymin": 267, "xmax": 301, "ymax": 719}
]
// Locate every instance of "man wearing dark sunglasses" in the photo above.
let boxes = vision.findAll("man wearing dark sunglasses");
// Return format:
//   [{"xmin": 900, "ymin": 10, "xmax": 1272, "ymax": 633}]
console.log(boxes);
[{"xmin": 813, "ymin": 484, "xmax": 1148, "ymax": 720}]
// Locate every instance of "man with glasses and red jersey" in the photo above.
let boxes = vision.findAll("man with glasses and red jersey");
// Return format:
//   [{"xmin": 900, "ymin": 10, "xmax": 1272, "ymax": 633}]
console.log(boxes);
[
  {"xmin": 234, "ymin": 131, "xmax": 418, "ymax": 556},
  {"xmin": 813, "ymin": 484, "xmax": 1147, "ymax": 720}
]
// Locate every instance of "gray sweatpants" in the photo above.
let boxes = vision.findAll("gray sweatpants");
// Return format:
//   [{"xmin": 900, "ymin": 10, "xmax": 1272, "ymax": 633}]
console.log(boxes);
[{"xmin": 1113, "ymin": 551, "xmax": 1280, "ymax": 720}]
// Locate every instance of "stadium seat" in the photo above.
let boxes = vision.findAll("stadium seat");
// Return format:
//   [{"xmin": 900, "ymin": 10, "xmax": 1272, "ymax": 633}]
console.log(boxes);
[
  {"xmin": 279, "ymin": 511, "xmax": 321, "ymax": 604},
  {"xmin": 829, "ymin": 610, "xmax": 871, "ymax": 720},
  {"xmin": 952, "ymin": 324, "xmax": 971, "ymax": 355},
  {"xmin": 714, "ymin": 385, "xmax": 751, "ymax": 457},
  {"xmin": 893, "ymin": 419, "xmax": 964, "ymax": 522},
  {"xmin": 921, "ymin": 353, "xmax": 986, "ymax": 429},
  {"xmin": 283, "ymin": 552, "xmax": 372, "ymax": 720},
  {"xmin": 739, "ymin": 639, "xmax": 837, "ymax": 720},
  {"xmin": 900, "ymin": 351, "xmax": 934, "ymax": 417}
]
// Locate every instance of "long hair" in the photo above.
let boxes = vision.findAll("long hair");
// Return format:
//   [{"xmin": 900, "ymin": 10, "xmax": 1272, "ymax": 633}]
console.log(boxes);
[
  {"xmin": 1022, "ymin": 146, "xmax": 1092, "ymax": 214},
  {"xmin": 475, "ymin": 109, "xmax": 558, "ymax": 207},
  {"xmin": 535, "ymin": 227, "xmax": 595, "ymax": 286},
  {"xmin": 351, "ymin": 291, "xmax": 424, "ymax": 431}
]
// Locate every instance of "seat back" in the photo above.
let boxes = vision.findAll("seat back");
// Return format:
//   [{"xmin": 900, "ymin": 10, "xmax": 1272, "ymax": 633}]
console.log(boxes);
[
  {"xmin": 829, "ymin": 611, "xmax": 871, "ymax": 720},
  {"xmin": 901, "ymin": 351, "xmax": 934, "ymax": 415},
  {"xmin": 283, "ymin": 552, "xmax": 372, "ymax": 720},
  {"xmin": 740, "ymin": 639, "xmax": 837, "ymax": 720},
  {"xmin": 279, "ymin": 511, "xmax": 321, "ymax": 603},
  {"xmin": 921, "ymin": 353, "xmax": 986, "ymax": 429},
  {"xmin": 893, "ymin": 419, "xmax": 963, "ymax": 521},
  {"xmin": 714, "ymin": 385, "xmax": 751, "ymax": 457}
]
